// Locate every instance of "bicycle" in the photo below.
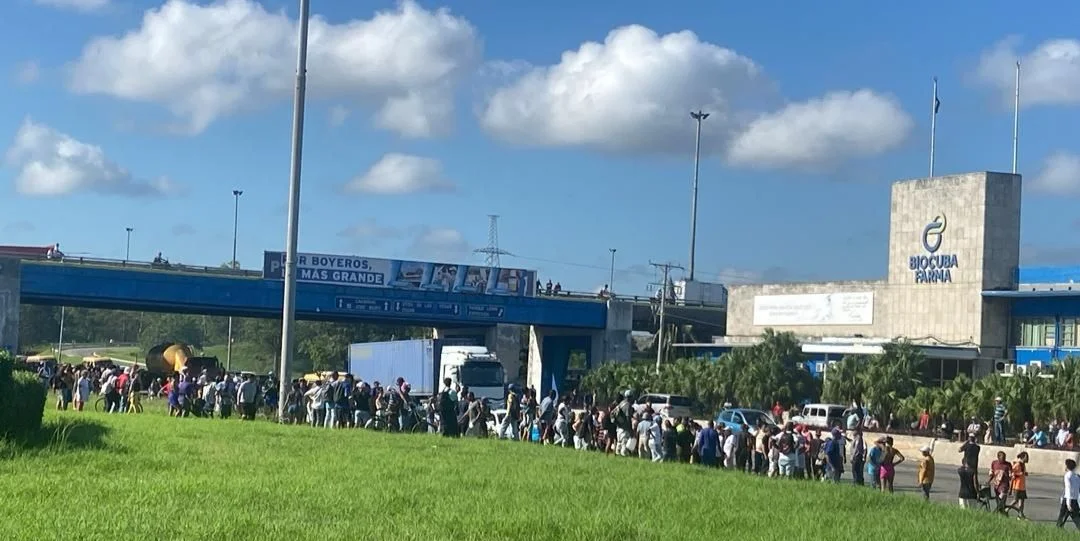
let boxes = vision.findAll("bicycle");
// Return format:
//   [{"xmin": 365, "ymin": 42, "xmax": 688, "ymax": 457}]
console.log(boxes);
[{"xmin": 976, "ymin": 485, "xmax": 1025, "ymax": 518}]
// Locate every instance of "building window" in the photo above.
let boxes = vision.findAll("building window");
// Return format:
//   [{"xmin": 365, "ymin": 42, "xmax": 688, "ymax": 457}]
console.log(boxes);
[
  {"xmin": 1062, "ymin": 319, "xmax": 1078, "ymax": 348},
  {"xmin": 1015, "ymin": 318, "xmax": 1056, "ymax": 347}
]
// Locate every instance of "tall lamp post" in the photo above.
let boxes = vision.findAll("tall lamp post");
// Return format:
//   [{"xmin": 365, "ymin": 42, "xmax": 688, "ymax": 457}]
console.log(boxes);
[
  {"xmin": 688, "ymin": 110, "xmax": 709, "ymax": 282},
  {"xmin": 278, "ymin": 0, "xmax": 311, "ymax": 421},
  {"xmin": 608, "ymin": 248, "xmax": 616, "ymax": 292},
  {"xmin": 125, "ymin": 227, "xmax": 134, "ymax": 262},
  {"xmin": 227, "ymin": 189, "xmax": 243, "ymax": 373}
]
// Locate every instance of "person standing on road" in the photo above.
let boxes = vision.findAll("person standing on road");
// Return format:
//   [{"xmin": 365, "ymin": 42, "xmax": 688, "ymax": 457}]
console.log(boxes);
[
  {"xmin": 917, "ymin": 445, "xmax": 935, "ymax": 500},
  {"xmin": 867, "ymin": 437, "xmax": 884, "ymax": 490},
  {"xmin": 879, "ymin": 436, "xmax": 905, "ymax": 493},
  {"xmin": 850, "ymin": 429, "xmax": 866, "ymax": 486},
  {"xmin": 1058, "ymin": 458, "xmax": 1080, "ymax": 529},
  {"xmin": 957, "ymin": 460, "xmax": 979, "ymax": 509},
  {"xmin": 960, "ymin": 434, "xmax": 981, "ymax": 472},
  {"xmin": 1011, "ymin": 451, "xmax": 1030, "ymax": 519}
]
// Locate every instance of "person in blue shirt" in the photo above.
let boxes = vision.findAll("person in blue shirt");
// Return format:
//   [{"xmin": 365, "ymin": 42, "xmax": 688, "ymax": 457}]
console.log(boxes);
[
  {"xmin": 824, "ymin": 428, "xmax": 845, "ymax": 482},
  {"xmin": 867, "ymin": 436, "xmax": 884, "ymax": 489},
  {"xmin": 695, "ymin": 421, "xmax": 721, "ymax": 467},
  {"xmin": 1030, "ymin": 425, "xmax": 1050, "ymax": 448}
]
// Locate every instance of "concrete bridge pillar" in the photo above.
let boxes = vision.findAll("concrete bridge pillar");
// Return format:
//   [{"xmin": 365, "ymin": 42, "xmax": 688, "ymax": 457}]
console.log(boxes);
[
  {"xmin": 0, "ymin": 257, "xmax": 21, "ymax": 354},
  {"xmin": 526, "ymin": 299, "xmax": 633, "ymax": 395}
]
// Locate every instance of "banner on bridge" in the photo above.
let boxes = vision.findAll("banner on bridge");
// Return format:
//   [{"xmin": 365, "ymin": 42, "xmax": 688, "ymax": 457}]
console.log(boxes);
[{"xmin": 262, "ymin": 251, "xmax": 536, "ymax": 297}]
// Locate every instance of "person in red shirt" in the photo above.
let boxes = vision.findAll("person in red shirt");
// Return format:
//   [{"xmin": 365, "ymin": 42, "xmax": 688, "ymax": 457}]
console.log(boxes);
[
  {"xmin": 918, "ymin": 409, "xmax": 931, "ymax": 431},
  {"xmin": 771, "ymin": 401, "xmax": 784, "ymax": 421}
]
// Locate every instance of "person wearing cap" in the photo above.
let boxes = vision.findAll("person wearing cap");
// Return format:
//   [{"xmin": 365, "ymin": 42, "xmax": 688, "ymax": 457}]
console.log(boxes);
[
  {"xmin": 867, "ymin": 437, "xmax": 885, "ymax": 489},
  {"xmin": 647, "ymin": 414, "xmax": 664, "ymax": 462},
  {"xmin": 992, "ymin": 397, "xmax": 1008, "ymax": 444},
  {"xmin": 917, "ymin": 445, "xmax": 935, "ymax": 500},
  {"xmin": 960, "ymin": 433, "xmax": 981, "ymax": 472}
]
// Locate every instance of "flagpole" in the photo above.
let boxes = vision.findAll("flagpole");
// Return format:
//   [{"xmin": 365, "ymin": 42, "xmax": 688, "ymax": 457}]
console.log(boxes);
[
  {"xmin": 929, "ymin": 77, "xmax": 938, "ymax": 179},
  {"xmin": 1012, "ymin": 61, "xmax": 1021, "ymax": 174}
]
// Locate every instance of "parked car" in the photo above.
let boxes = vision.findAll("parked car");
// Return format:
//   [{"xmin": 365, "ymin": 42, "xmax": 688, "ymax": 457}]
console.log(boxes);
[
  {"xmin": 715, "ymin": 408, "xmax": 777, "ymax": 435},
  {"xmin": 791, "ymin": 403, "xmax": 847, "ymax": 429},
  {"xmin": 633, "ymin": 393, "xmax": 693, "ymax": 419}
]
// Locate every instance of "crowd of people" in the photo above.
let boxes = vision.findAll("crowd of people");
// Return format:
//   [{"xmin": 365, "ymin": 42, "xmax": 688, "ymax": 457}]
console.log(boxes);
[{"xmin": 29, "ymin": 361, "xmax": 1080, "ymax": 529}]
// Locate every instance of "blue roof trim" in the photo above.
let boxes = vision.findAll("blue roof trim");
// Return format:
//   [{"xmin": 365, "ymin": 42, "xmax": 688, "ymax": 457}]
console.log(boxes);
[{"xmin": 983, "ymin": 290, "xmax": 1080, "ymax": 298}]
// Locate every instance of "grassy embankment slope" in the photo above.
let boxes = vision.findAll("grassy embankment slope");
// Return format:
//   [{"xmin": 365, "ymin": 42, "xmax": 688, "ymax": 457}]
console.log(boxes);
[{"xmin": 0, "ymin": 407, "xmax": 1068, "ymax": 541}]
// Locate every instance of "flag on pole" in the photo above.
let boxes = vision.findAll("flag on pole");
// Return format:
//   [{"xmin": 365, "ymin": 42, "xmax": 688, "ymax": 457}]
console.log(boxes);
[
  {"xmin": 934, "ymin": 95, "xmax": 941, "ymax": 115},
  {"xmin": 551, "ymin": 373, "xmax": 559, "ymax": 400}
]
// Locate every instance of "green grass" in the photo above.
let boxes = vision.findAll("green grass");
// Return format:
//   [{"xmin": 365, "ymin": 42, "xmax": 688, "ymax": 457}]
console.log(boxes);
[{"xmin": 0, "ymin": 407, "xmax": 1069, "ymax": 541}]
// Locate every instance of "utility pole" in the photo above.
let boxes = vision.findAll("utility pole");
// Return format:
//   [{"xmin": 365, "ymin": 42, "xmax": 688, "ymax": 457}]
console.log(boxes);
[
  {"xmin": 688, "ymin": 110, "xmax": 709, "ymax": 282},
  {"xmin": 608, "ymin": 248, "xmax": 616, "ymax": 292},
  {"xmin": 650, "ymin": 260, "xmax": 684, "ymax": 375},
  {"xmin": 57, "ymin": 306, "xmax": 66, "ymax": 361},
  {"xmin": 125, "ymin": 227, "xmax": 134, "ymax": 262},
  {"xmin": 227, "ymin": 189, "xmax": 243, "ymax": 374},
  {"xmin": 278, "ymin": 0, "xmax": 311, "ymax": 422}
]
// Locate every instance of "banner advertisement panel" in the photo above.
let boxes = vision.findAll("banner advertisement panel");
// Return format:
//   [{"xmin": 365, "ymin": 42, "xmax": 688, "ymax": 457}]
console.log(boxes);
[
  {"xmin": 262, "ymin": 251, "xmax": 536, "ymax": 297},
  {"xmin": 752, "ymin": 292, "xmax": 874, "ymax": 326}
]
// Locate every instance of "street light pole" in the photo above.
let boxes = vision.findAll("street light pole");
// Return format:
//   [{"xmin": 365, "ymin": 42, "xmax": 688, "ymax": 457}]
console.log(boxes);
[
  {"xmin": 608, "ymin": 248, "xmax": 616, "ymax": 292},
  {"xmin": 688, "ymin": 110, "xmax": 709, "ymax": 282},
  {"xmin": 227, "ymin": 189, "xmax": 243, "ymax": 373},
  {"xmin": 125, "ymin": 227, "xmax": 134, "ymax": 262},
  {"xmin": 278, "ymin": 0, "xmax": 311, "ymax": 422}
]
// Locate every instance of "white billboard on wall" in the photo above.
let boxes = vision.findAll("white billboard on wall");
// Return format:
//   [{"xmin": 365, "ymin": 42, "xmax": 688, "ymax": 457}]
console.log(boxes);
[{"xmin": 752, "ymin": 292, "xmax": 874, "ymax": 326}]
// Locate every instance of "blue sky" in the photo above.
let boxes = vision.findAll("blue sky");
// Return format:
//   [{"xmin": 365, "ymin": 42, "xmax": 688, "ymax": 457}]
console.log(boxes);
[{"xmin": 3, "ymin": 0, "xmax": 1080, "ymax": 297}]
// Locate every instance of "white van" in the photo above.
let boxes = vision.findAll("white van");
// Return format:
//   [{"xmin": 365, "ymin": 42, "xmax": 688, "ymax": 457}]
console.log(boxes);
[{"xmin": 792, "ymin": 403, "xmax": 847, "ymax": 429}]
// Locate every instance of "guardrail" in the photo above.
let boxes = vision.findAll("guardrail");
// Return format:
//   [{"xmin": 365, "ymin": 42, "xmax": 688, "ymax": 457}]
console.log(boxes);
[
  {"xmin": 13, "ymin": 253, "xmax": 726, "ymax": 308},
  {"xmin": 18, "ymin": 254, "xmax": 263, "ymax": 278}
]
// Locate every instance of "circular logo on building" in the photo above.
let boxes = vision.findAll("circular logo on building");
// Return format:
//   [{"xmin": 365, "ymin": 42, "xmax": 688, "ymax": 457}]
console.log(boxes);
[{"xmin": 921, "ymin": 213, "xmax": 947, "ymax": 253}]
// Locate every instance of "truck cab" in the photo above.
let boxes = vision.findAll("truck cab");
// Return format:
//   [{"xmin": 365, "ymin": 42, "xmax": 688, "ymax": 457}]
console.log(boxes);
[{"xmin": 439, "ymin": 346, "xmax": 505, "ymax": 401}]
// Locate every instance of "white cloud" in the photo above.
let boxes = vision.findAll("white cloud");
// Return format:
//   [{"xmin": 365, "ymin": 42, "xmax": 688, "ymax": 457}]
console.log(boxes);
[
  {"xmin": 68, "ymin": 0, "xmax": 480, "ymax": 136},
  {"xmin": 1031, "ymin": 151, "xmax": 1080, "ymax": 196},
  {"xmin": 343, "ymin": 153, "xmax": 456, "ymax": 195},
  {"xmin": 328, "ymin": 105, "xmax": 350, "ymax": 127},
  {"xmin": 14, "ymin": 61, "xmax": 40, "ymax": 85},
  {"xmin": 479, "ymin": 25, "xmax": 769, "ymax": 154},
  {"xmin": 408, "ymin": 226, "xmax": 470, "ymax": 261},
  {"xmin": 975, "ymin": 37, "xmax": 1080, "ymax": 108},
  {"xmin": 4, "ymin": 118, "xmax": 178, "ymax": 197},
  {"xmin": 727, "ymin": 90, "xmax": 913, "ymax": 171},
  {"xmin": 34, "ymin": 0, "xmax": 108, "ymax": 12}
]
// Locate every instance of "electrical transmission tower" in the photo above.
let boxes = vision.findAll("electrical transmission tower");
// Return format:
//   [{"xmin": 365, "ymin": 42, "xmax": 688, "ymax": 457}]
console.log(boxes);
[
  {"xmin": 473, "ymin": 214, "xmax": 512, "ymax": 267},
  {"xmin": 650, "ymin": 260, "xmax": 685, "ymax": 375}
]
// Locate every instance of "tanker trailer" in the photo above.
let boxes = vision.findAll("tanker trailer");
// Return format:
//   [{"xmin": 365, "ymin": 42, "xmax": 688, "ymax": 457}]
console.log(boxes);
[{"xmin": 145, "ymin": 342, "xmax": 222, "ymax": 378}]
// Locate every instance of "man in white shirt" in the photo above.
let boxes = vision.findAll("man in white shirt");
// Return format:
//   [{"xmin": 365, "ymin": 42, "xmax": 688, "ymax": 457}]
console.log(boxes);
[{"xmin": 1058, "ymin": 458, "xmax": 1080, "ymax": 529}]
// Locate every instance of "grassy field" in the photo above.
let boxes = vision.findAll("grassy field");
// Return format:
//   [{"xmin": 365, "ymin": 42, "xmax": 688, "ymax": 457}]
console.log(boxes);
[{"xmin": 0, "ymin": 407, "xmax": 1070, "ymax": 541}]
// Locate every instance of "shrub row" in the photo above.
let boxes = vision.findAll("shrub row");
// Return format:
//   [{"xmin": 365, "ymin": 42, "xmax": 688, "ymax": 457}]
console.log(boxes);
[{"xmin": 0, "ymin": 352, "xmax": 46, "ymax": 439}]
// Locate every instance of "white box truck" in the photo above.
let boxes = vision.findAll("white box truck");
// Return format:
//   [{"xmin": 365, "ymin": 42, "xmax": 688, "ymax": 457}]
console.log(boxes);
[
  {"xmin": 347, "ymin": 339, "xmax": 506, "ymax": 401},
  {"xmin": 673, "ymin": 279, "xmax": 728, "ymax": 307}
]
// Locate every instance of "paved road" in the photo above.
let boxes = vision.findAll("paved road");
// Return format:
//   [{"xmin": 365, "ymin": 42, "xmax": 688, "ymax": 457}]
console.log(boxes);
[
  {"xmin": 61, "ymin": 346, "xmax": 138, "ymax": 367},
  {"xmin": 887, "ymin": 460, "xmax": 1065, "ymax": 526}
]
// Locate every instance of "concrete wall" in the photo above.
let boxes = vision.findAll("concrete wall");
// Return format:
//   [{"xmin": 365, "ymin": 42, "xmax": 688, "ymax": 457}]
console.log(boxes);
[
  {"xmin": 884, "ymin": 172, "xmax": 1020, "ymax": 347},
  {"xmin": 0, "ymin": 258, "xmax": 20, "ymax": 354},
  {"xmin": 486, "ymin": 324, "xmax": 524, "ymax": 383},
  {"xmin": 726, "ymin": 280, "xmax": 886, "ymax": 338}
]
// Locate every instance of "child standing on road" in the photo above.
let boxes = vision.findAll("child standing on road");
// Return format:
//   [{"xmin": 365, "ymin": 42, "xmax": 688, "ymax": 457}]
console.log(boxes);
[{"xmin": 917, "ymin": 445, "xmax": 935, "ymax": 500}]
